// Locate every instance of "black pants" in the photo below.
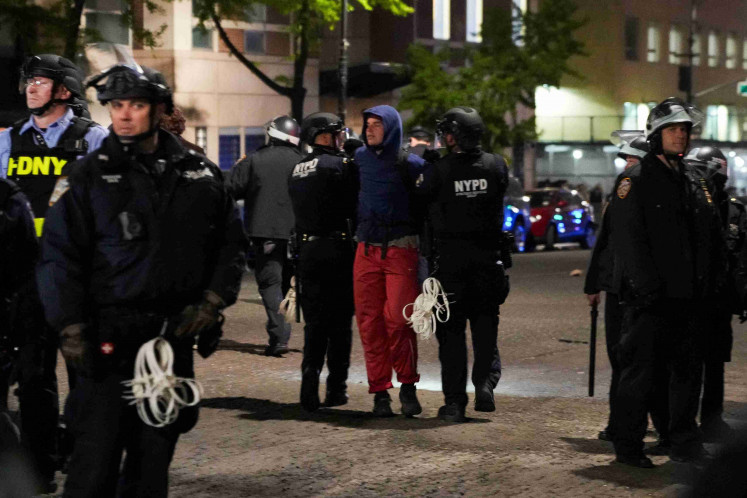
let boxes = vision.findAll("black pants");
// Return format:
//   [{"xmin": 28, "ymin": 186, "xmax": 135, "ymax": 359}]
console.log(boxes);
[
  {"xmin": 612, "ymin": 300, "xmax": 703, "ymax": 457},
  {"xmin": 298, "ymin": 239, "xmax": 354, "ymax": 394},
  {"xmin": 435, "ymin": 242, "xmax": 504, "ymax": 407},
  {"xmin": 700, "ymin": 309, "xmax": 732, "ymax": 425},
  {"xmin": 253, "ymin": 238, "xmax": 292, "ymax": 347}
]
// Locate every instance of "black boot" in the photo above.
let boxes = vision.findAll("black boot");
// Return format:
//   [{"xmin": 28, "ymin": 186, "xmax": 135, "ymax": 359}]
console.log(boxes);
[
  {"xmin": 373, "ymin": 391, "xmax": 394, "ymax": 417},
  {"xmin": 399, "ymin": 383, "xmax": 422, "ymax": 417},
  {"xmin": 474, "ymin": 383, "xmax": 495, "ymax": 412},
  {"xmin": 324, "ymin": 390, "xmax": 349, "ymax": 407},
  {"xmin": 437, "ymin": 403, "xmax": 466, "ymax": 423},
  {"xmin": 300, "ymin": 369, "xmax": 320, "ymax": 412}
]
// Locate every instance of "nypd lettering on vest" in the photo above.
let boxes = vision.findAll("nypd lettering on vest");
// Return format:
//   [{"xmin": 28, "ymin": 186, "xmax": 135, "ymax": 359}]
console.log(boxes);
[
  {"xmin": 454, "ymin": 178, "xmax": 488, "ymax": 198},
  {"xmin": 292, "ymin": 159, "xmax": 318, "ymax": 179}
]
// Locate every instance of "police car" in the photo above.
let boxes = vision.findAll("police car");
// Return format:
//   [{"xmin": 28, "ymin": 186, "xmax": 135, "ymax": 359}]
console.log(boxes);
[
  {"xmin": 503, "ymin": 176, "xmax": 533, "ymax": 252},
  {"xmin": 527, "ymin": 187, "xmax": 596, "ymax": 250}
]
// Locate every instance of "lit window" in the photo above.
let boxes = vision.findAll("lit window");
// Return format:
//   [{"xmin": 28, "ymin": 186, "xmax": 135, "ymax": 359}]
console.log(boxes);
[
  {"xmin": 622, "ymin": 102, "xmax": 653, "ymax": 130},
  {"xmin": 708, "ymin": 30, "xmax": 720, "ymax": 67},
  {"xmin": 669, "ymin": 25, "xmax": 682, "ymax": 64},
  {"xmin": 466, "ymin": 0, "xmax": 483, "ymax": 43},
  {"xmin": 433, "ymin": 0, "xmax": 450, "ymax": 40},
  {"xmin": 743, "ymin": 38, "xmax": 747, "ymax": 70},
  {"xmin": 219, "ymin": 127, "xmax": 240, "ymax": 170},
  {"xmin": 726, "ymin": 33, "xmax": 737, "ymax": 69},
  {"xmin": 244, "ymin": 30, "xmax": 265, "ymax": 54},
  {"xmin": 195, "ymin": 127, "xmax": 207, "ymax": 155},
  {"xmin": 192, "ymin": 27, "xmax": 213, "ymax": 50},
  {"xmin": 647, "ymin": 23, "xmax": 661, "ymax": 62},
  {"xmin": 692, "ymin": 33, "xmax": 701, "ymax": 66}
]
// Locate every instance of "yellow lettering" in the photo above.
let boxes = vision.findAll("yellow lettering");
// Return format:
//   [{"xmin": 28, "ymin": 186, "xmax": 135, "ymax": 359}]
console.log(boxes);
[
  {"xmin": 7, "ymin": 158, "xmax": 17, "ymax": 176},
  {"xmin": 34, "ymin": 218, "xmax": 45, "ymax": 237},
  {"xmin": 33, "ymin": 156, "xmax": 50, "ymax": 175},
  {"xmin": 17, "ymin": 157, "xmax": 32, "ymax": 175},
  {"xmin": 51, "ymin": 157, "xmax": 67, "ymax": 176}
]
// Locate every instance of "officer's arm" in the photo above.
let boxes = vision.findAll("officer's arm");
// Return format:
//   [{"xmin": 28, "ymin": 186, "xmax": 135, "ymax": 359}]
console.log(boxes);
[
  {"xmin": 226, "ymin": 155, "xmax": 252, "ymax": 201},
  {"xmin": 83, "ymin": 125, "xmax": 109, "ymax": 154},
  {"xmin": 4, "ymin": 189, "xmax": 39, "ymax": 292},
  {"xmin": 609, "ymin": 176, "xmax": 662, "ymax": 302},
  {"xmin": 583, "ymin": 206, "xmax": 611, "ymax": 295},
  {"xmin": 0, "ymin": 129, "xmax": 10, "ymax": 179},
  {"xmin": 206, "ymin": 181, "xmax": 248, "ymax": 307},
  {"xmin": 342, "ymin": 158, "xmax": 360, "ymax": 223},
  {"xmin": 36, "ymin": 179, "xmax": 93, "ymax": 331}
]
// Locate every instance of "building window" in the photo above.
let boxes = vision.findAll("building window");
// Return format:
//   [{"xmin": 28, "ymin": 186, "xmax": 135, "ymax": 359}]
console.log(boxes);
[
  {"xmin": 692, "ymin": 32, "xmax": 701, "ymax": 66},
  {"xmin": 433, "ymin": 0, "xmax": 450, "ymax": 40},
  {"xmin": 219, "ymin": 127, "xmax": 241, "ymax": 170},
  {"xmin": 195, "ymin": 127, "xmax": 207, "ymax": 155},
  {"xmin": 623, "ymin": 102, "xmax": 654, "ymax": 130},
  {"xmin": 624, "ymin": 17, "xmax": 639, "ymax": 61},
  {"xmin": 244, "ymin": 127, "xmax": 264, "ymax": 155},
  {"xmin": 244, "ymin": 30, "xmax": 265, "ymax": 54},
  {"xmin": 743, "ymin": 38, "xmax": 747, "ymax": 69},
  {"xmin": 708, "ymin": 30, "xmax": 720, "ymax": 67},
  {"xmin": 704, "ymin": 105, "xmax": 739, "ymax": 141},
  {"xmin": 466, "ymin": 0, "xmax": 483, "ymax": 43},
  {"xmin": 647, "ymin": 23, "xmax": 661, "ymax": 62},
  {"xmin": 726, "ymin": 33, "xmax": 737, "ymax": 69},
  {"xmin": 192, "ymin": 27, "xmax": 213, "ymax": 50},
  {"xmin": 668, "ymin": 25, "xmax": 682, "ymax": 64},
  {"xmin": 512, "ymin": 0, "xmax": 527, "ymax": 45}
]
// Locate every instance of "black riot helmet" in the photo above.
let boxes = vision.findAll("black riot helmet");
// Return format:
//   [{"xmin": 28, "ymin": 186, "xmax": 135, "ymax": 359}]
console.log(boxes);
[
  {"xmin": 684, "ymin": 146, "xmax": 728, "ymax": 189},
  {"xmin": 86, "ymin": 63, "xmax": 174, "ymax": 145},
  {"xmin": 20, "ymin": 54, "xmax": 86, "ymax": 116},
  {"xmin": 300, "ymin": 112, "xmax": 344, "ymax": 150},
  {"xmin": 436, "ymin": 106, "xmax": 485, "ymax": 152},
  {"xmin": 266, "ymin": 115, "xmax": 301, "ymax": 147},
  {"xmin": 645, "ymin": 97, "xmax": 704, "ymax": 157}
]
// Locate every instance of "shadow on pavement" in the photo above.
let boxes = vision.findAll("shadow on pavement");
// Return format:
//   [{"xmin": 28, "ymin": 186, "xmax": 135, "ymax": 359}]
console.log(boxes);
[
  {"xmin": 201, "ymin": 396, "xmax": 490, "ymax": 430},
  {"xmin": 572, "ymin": 461, "xmax": 674, "ymax": 489},
  {"xmin": 217, "ymin": 339, "xmax": 302, "ymax": 356},
  {"xmin": 239, "ymin": 297, "xmax": 264, "ymax": 305},
  {"xmin": 559, "ymin": 437, "xmax": 614, "ymax": 455}
]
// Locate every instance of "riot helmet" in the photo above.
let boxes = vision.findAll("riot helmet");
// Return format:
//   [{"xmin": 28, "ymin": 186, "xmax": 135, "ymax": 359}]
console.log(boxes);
[
  {"xmin": 266, "ymin": 115, "xmax": 300, "ymax": 146},
  {"xmin": 300, "ymin": 112, "xmax": 344, "ymax": 151},
  {"xmin": 20, "ymin": 54, "xmax": 86, "ymax": 116},
  {"xmin": 645, "ymin": 97, "xmax": 703, "ymax": 156},
  {"xmin": 684, "ymin": 146, "xmax": 728, "ymax": 189},
  {"xmin": 436, "ymin": 106, "xmax": 484, "ymax": 152},
  {"xmin": 86, "ymin": 63, "xmax": 174, "ymax": 144},
  {"xmin": 610, "ymin": 130, "xmax": 649, "ymax": 159}
]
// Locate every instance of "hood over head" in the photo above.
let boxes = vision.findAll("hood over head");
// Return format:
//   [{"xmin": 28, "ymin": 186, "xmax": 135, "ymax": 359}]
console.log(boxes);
[{"xmin": 361, "ymin": 105, "xmax": 403, "ymax": 159}]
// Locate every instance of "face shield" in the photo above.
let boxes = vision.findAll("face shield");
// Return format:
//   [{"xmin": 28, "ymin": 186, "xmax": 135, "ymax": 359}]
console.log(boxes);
[
  {"xmin": 610, "ymin": 130, "xmax": 647, "ymax": 159},
  {"xmin": 646, "ymin": 99, "xmax": 704, "ymax": 138}
]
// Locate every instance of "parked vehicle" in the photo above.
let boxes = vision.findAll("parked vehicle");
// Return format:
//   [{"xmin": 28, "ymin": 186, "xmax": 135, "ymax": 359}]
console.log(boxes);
[
  {"xmin": 503, "ymin": 176, "xmax": 533, "ymax": 252},
  {"xmin": 527, "ymin": 188, "xmax": 596, "ymax": 250}
]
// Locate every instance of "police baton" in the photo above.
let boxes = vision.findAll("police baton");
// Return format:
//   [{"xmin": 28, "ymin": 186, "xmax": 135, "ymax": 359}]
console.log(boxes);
[{"xmin": 588, "ymin": 303, "xmax": 598, "ymax": 397}]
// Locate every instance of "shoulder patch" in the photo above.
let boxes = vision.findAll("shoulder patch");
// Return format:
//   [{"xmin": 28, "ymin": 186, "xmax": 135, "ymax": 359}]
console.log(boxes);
[
  {"xmin": 183, "ymin": 167, "xmax": 214, "ymax": 180},
  {"xmin": 49, "ymin": 177, "xmax": 69, "ymax": 206},
  {"xmin": 617, "ymin": 177, "xmax": 632, "ymax": 199}
]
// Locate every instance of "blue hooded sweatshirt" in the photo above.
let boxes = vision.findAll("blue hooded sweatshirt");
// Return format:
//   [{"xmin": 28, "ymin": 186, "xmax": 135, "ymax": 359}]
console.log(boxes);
[{"xmin": 355, "ymin": 105, "xmax": 427, "ymax": 244}]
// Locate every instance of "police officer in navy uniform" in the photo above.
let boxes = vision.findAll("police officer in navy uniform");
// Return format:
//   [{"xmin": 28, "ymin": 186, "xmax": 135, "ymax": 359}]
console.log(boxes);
[
  {"xmin": 228, "ymin": 116, "xmax": 303, "ymax": 356},
  {"xmin": 288, "ymin": 112, "xmax": 358, "ymax": 411},
  {"xmin": 0, "ymin": 54, "xmax": 108, "ymax": 492},
  {"xmin": 609, "ymin": 98, "xmax": 723, "ymax": 467},
  {"xmin": 36, "ymin": 63, "xmax": 246, "ymax": 497},
  {"xmin": 406, "ymin": 125, "xmax": 434, "ymax": 158},
  {"xmin": 684, "ymin": 146, "xmax": 745, "ymax": 440},
  {"xmin": 418, "ymin": 107, "xmax": 508, "ymax": 422}
]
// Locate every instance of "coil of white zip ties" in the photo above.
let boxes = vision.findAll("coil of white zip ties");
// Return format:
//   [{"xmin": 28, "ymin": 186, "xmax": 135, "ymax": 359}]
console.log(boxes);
[
  {"xmin": 403, "ymin": 277, "xmax": 450, "ymax": 339},
  {"xmin": 123, "ymin": 323, "xmax": 203, "ymax": 428}
]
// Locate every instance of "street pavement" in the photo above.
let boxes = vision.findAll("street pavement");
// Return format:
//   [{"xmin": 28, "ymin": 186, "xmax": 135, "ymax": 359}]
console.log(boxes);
[{"xmin": 44, "ymin": 246, "xmax": 747, "ymax": 496}]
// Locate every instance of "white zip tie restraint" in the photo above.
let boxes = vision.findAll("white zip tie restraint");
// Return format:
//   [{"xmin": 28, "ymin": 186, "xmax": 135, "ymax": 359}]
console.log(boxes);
[
  {"xmin": 403, "ymin": 277, "xmax": 450, "ymax": 339},
  {"xmin": 122, "ymin": 321, "xmax": 203, "ymax": 428},
  {"xmin": 279, "ymin": 276, "xmax": 299, "ymax": 323}
]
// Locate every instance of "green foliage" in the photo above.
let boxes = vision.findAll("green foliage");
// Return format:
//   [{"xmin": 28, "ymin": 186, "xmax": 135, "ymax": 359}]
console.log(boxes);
[{"xmin": 399, "ymin": 0, "xmax": 586, "ymax": 151}]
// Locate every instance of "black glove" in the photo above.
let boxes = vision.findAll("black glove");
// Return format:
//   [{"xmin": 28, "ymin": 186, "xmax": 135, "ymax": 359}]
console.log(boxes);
[
  {"xmin": 422, "ymin": 148, "xmax": 441, "ymax": 164},
  {"xmin": 174, "ymin": 290, "xmax": 224, "ymax": 340},
  {"xmin": 60, "ymin": 323, "xmax": 94, "ymax": 377},
  {"xmin": 343, "ymin": 138, "xmax": 363, "ymax": 157}
]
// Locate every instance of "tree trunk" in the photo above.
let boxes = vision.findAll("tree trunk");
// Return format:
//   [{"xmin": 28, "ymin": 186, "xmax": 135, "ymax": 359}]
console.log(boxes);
[
  {"xmin": 63, "ymin": 0, "xmax": 86, "ymax": 61},
  {"xmin": 289, "ymin": 0, "xmax": 310, "ymax": 122}
]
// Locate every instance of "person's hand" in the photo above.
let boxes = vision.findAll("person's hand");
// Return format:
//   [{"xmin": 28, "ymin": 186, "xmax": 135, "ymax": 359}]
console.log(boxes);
[
  {"xmin": 422, "ymin": 148, "xmax": 441, "ymax": 164},
  {"xmin": 60, "ymin": 323, "xmax": 94, "ymax": 377},
  {"xmin": 174, "ymin": 291, "xmax": 224, "ymax": 339},
  {"xmin": 586, "ymin": 293, "xmax": 601, "ymax": 307}
]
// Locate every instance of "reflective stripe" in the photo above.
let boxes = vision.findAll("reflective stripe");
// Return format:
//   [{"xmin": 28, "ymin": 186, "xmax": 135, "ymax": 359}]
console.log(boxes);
[{"xmin": 34, "ymin": 217, "xmax": 44, "ymax": 237}]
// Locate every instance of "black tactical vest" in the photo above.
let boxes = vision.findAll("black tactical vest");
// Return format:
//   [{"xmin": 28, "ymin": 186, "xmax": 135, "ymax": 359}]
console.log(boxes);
[{"xmin": 6, "ymin": 117, "xmax": 92, "ymax": 233}]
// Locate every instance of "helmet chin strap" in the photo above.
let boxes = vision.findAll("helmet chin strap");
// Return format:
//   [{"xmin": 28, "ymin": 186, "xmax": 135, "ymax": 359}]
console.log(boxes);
[{"xmin": 28, "ymin": 97, "xmax": 71, "ymax": 116}]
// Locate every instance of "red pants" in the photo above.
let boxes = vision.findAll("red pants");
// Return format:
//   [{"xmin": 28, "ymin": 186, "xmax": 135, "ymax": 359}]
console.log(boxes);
[{"xmin": 353, "ymin": 243, "xmax": 420, "ymax": 392}]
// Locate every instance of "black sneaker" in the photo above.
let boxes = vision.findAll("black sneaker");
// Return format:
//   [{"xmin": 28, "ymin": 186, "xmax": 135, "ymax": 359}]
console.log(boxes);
[
  {"xmin": 598, "ymin": 429, "xmax": 614, "ymax": 441},
  {"xmin": 265, "ymin": 344, "xmax": 290, "ymax": 357},
  {"xmin": 399, "ymin": 383, "xmax": 422, "ymax": 417},
  {"xmin": 324, "ymin": 390, "xmax": 349, "ymax": 407},
  {"xmin": 615, "ymin": 453, "xmax": 655, "ymax": 468},
  {"xmin": 474, "ymin": 384, "xmax": 496, "ymax": 412},
  {"xmin": 373, "ymin": 391, "xmax": 394, "ymax": 417},
  {"xmin": 300, "ymin": 370, "xmax": 320, "ymax": 412},
  {"xmin": 437, "ymin": 403, "xmax": 466, "ymax": 423}
]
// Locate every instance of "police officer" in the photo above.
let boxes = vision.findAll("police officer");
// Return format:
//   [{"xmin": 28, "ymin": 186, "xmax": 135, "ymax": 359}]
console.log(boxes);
[
  {"xmin": 406, "ymin": 125, "xmax": 434, "ymax": 157},
  {"xmin": 36, "ymin": 63, "xmax": 246, "ymax": 496},
  {"xmin": 418, "ymin": 107, "xmax": 508, "ymax": 422},
  {"xmin": 289, "ymin": 112, "xmax": 358, "ymax": 411},
  {"xmin": 584, "ymin": 131, "xmax": 656, "ymax": 443},
  {"xmin": 0, "ymin": 53, "xmax": 107, "ymax": 491},
  {"xmin": 228, "ymin": 116, "xmax": 303, "ymax": 356},
  {"xmin": 609, "ymin": 97, "xmax": 722, "ymax": 467},
  {"xmin": 684, "ymin": 146, "xmax": 744, "ymax": 440}
]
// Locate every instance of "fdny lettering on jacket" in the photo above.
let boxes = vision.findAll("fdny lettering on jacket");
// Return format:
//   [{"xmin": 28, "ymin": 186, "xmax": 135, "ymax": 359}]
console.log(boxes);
[
  {"xmin": 292, "ymin": 158, "xmax": 318, "ymax": 179},
  {"xmin": 454, "ymin": 178, "xmax": 488, "ymax": 198},
  {"xmin": 7, "ymin": 156, "xmax": 67, "ymax": 176}
]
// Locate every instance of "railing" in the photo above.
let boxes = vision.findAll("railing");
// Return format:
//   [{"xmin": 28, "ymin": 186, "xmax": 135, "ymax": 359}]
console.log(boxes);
[{"xmin": 535, "ymin": 115, "xmax": 626, "ymax": 143}]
